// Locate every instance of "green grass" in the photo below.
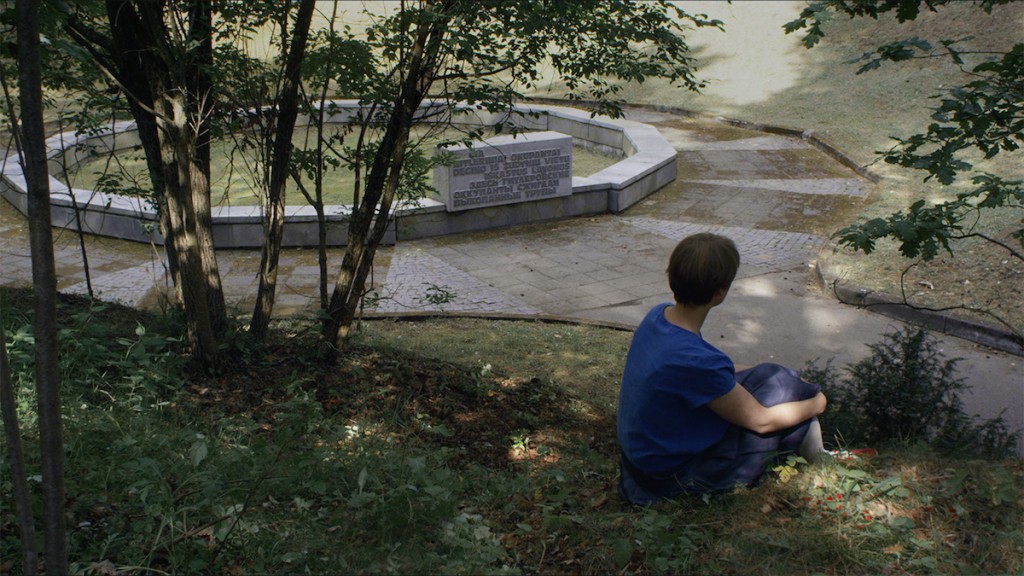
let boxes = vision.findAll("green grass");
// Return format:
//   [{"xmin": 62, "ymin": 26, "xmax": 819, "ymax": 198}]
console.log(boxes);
[
  {"xmin": 69, "ymin": 124, "xmax": 621, "ymax": 208},
  {"xmin": 2, "ymin": 287, "xmax": 1021, "ymax": 575}
]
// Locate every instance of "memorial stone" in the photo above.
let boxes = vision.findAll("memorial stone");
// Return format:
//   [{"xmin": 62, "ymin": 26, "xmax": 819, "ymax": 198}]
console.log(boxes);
[{"xmin": 435, "ymin": 131, "xmax": 573, "ymax": 212}]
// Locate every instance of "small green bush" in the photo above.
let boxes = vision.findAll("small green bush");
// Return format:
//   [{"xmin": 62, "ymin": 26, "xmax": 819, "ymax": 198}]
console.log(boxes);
[{"xmin": 806, "ymin": 327, "xmax": 1019, "ymax": 458}]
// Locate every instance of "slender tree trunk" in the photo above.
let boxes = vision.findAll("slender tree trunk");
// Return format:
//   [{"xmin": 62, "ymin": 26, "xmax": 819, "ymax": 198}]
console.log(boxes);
[
  {"xmin": 312, "ymin": 0, "xmax": 341, "ymax": 310},
  {"xmin": 250, "ymin": 0, "xmax": 317, "ymax": 340},
  {"xmin": 0, "ymin": 322, "xmax": 37, "ymax": 575},
  {"xmin": 0, "ymin": 37, "xmax": 36, "ymax": 576},
  {"xmin": 93, "ymin": 2, "xmax": 183, "ymax": 297},
  {"xmin": 324, "ymin": 15, "xmax": 447, "ymax": 352},
  {"xmin": 78, "ymin": 0, "xmax": 227, "ymax": 365},
  {"xmin": 17, "ymin": 0, "xmax": 68, "ymax": 572},
  {"xmin": 48, "ymin": 117, "xmax": 96, "ymax": 299},
  {"xmin": 186, "ymin": 0, "xmax": 226, "ymax": 337},
  {"xmin": 157, "ymin": 97, "xmax": 220, "ymax": 360}
]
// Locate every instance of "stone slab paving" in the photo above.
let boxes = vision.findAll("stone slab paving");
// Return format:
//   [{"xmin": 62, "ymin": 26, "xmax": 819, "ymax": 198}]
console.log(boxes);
[
  {"xmin": 368, "ymin": 216, "xmax": 824, "ymax": 320},
  {"xmin": 348, "ymin": 118, "xmax": 859, "ymax": 320},
  {"xmin": 682, "ymin": 178, "xmax": 869, "ymax": 197},
  {"xmin": 0, "ymin": 113, "xmax": 860, "ymax": 322},
  {"xmin": 619, "ymin": 218, "xmax": 823, "ymax": 275},
  {"xmin": 372, "ymin": 248, "xmax": 542, "ymax": 315},
  {"xmin": 63, "ymin": 262, "xmax": 165, "ymax": 308},
  {"xmin": 661, "ymin": 131, "xmax": 807, "ymax": 151}
]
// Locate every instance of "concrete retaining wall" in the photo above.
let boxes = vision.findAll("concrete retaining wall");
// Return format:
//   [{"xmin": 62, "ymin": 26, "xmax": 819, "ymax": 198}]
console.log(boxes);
[{"xmin": 0, "ymin": 101, "xmax": 677, "ymax": 247}]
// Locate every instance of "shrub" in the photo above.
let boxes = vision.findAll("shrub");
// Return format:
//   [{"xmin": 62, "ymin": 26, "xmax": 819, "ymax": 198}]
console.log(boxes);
[{"xmin": 807, "ymin": 327, "xmax": 1019, "ymax": 458}]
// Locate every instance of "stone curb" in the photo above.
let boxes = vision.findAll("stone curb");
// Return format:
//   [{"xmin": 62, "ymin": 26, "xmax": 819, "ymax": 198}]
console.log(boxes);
[
  {"xmin": 357, "ymin": 310, "xmax": 638, "ymax": 333},
  {"xmin": 0, "ymin": 101, "xmax": 678, "ymax": 249},
  {"xmin": 814, "ymin": 243, "xmax": 1024, "ymax": 357}
]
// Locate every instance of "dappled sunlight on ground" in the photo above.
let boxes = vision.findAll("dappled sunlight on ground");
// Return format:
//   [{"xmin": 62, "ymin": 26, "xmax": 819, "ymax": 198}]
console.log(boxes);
[{"xmin": 733, "ymin": 276, "xmax": 779, "ymax": 299}]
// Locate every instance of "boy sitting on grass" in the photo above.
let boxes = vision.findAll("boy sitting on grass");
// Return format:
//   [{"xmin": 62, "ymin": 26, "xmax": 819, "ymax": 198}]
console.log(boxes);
[{"xmin": 617, "ymin": 232, "xmax": 826, "ymax": 504}]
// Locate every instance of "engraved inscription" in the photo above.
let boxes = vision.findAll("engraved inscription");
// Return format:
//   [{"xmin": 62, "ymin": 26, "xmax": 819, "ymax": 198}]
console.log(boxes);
[{"xmin": 437, "ymin": 132, "xmax": 573, "ymax": 212}]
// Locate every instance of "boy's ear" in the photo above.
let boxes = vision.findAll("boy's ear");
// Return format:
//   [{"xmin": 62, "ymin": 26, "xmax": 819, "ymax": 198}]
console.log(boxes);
[{"xmin": 713, "ymin": 285, "xmax": 730, "ymax": 303}]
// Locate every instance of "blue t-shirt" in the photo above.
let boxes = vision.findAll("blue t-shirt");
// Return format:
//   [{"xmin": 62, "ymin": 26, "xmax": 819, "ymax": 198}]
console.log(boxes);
[{"xmin": 617, "ymin": 303, "xmax": 737, "ymax": 475}]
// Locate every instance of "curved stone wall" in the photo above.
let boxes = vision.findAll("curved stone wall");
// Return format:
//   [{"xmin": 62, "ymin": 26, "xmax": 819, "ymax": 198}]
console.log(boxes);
[{"xmin": 0, "ymin": 101, "xmax": 676, "ymax": 247}]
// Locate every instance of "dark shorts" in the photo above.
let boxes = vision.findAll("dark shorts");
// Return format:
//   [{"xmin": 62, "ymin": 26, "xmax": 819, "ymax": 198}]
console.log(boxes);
[{"xmin": 619, "ymin": 363, "xmax": 820, "ymax": 505}]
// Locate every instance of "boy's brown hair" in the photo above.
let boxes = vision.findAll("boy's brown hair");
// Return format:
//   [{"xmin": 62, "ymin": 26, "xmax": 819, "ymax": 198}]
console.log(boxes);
[{"xmin": 667, "ymin": 233, "xmax": 740, "ymax": 306}]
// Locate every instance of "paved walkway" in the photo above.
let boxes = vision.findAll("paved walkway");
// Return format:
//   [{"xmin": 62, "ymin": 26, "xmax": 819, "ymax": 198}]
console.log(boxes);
[{"xmin": 1, "ymin": 107, "xmax": 1020, "ymax": 449}]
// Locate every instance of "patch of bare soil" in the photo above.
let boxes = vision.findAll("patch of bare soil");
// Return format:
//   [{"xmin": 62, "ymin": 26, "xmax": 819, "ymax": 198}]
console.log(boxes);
[
  {"xmin": 196, "ymin": 341, "xmax": 617, "ymax": 472},
  {"xmin": 828, "ymin": 228, "xmax": 1024, "ymax": 342}
]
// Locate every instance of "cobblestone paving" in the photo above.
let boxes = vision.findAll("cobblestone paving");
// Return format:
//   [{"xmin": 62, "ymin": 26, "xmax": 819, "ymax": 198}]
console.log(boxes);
[
  {"xmin": 372, "ymin": 248, "xmax": 542, "ymax": 315},
  {"xmin": 63, "ymin": 262, "xmax": 165, "ymax": 308},
  {"xmin": 364, "ymin": 125, "xmax": 866, "ymax": 318},
  {"xmin": 1, "ymin": 113, "xmax": 869, "ymax": 321},
  {"xmin": 619, "ymin": 217, "xmax": 823, "ymax": 276}
]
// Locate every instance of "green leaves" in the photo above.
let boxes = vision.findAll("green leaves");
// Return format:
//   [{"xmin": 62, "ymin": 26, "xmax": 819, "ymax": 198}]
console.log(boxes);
[
  {"xmin": 852, "ymin": 37, "xmax": 934, "ymax": 74},
  {"xmin": 876, "ymin": 43, "xmax": 1024, "ymax": 187},
  {"xmin": 189, "ymin": 436, "xmax": 209, "ymax": 467},
  {"xmin": 835, "ymin": 201, "xmax": 956, "ymax": 261},
  {"xmin": 835, "ymin": 174, "xmax": 1023, "ymax": 261}
]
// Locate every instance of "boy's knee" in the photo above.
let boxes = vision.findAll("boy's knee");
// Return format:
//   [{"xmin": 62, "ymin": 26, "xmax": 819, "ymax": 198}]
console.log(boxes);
[{"xmin": 738, "ymin": 363, "xmax": 818, "ymax": 405}]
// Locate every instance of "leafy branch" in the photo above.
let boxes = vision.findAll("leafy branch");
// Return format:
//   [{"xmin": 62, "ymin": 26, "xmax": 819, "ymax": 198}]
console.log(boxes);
[{"xmin": 835, "ymin": 174, "xmax": 1023, "ymax": 262}]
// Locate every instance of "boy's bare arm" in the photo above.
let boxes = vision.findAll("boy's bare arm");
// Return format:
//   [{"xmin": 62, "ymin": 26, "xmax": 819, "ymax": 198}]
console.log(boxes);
[{"xmin": 707, "ymin": 384, "xmax": 826, "ymax": 435}]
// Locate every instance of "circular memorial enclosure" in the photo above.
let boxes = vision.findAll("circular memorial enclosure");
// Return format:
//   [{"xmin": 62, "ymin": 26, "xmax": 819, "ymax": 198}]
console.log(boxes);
[{"xmin": 0, "ymin": 101, "xmax": 677, "ymax": 247}]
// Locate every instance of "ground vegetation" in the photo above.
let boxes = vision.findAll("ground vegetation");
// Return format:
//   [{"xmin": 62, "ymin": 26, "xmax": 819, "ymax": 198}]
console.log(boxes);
[{"xmin": 1, "ymin": 288, "xmax": 1020, "ymax": 574}]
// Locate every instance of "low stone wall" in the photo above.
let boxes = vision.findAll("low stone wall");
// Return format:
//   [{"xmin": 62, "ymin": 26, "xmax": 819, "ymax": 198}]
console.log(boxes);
[{"xmin": 0, "ymin": 101, "xmax": 677, "ymax": 247}]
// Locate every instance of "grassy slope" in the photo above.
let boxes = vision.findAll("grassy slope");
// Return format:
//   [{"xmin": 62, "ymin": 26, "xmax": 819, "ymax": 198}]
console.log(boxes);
[{"xmin": 2, "ymin": 289, "xmax": 1021, "ymax": 575}]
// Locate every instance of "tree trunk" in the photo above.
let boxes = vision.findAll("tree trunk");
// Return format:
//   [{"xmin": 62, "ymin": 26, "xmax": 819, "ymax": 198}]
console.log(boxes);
[
  {"xmin": 0, "ymin": 39, "xmax": 37, "ymax": 576},
  {"xmin": 16, "ymin": 0, "xmax": 68, "ymax": 571},
  {"xmin": 87, "ymin": 0, "xmax": 227, "ymax": 365},
  {"xmin": 156, "ymin": 95, "xmax": 220, "ymax": 360},
  {"xmin": 323, "ymin": 14, "xmax": 447, "ymax": 352},
  {"xmin": 96, "ymin": 2, "xmax": 182, "ymax": 298},
  {"xmin": 186, "ymin": 0, "xmax": 227, "ymax": 337},
  {"xmin": 250, "ymin": 0, "xmax": 317, "ymax": 340},
  {"xmin": 0, "ymin": 323, "xmax": 37, "ymax": 575}
]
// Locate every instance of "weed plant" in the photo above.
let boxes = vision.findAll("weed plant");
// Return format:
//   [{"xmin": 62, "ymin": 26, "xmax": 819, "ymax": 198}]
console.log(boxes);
[{"xmin": 1, "ymin": 290, "xmax": 1021, "ymax": 574}]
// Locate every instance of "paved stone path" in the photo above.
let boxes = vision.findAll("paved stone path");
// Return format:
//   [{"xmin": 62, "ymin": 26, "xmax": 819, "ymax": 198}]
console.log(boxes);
[
  {"xmin": 365, "ymin": 109, "xmax": 867, "ymax": 322},
  {"xmin": 0, "ymin": 109, "xmax": 868, "ymax": 321}
]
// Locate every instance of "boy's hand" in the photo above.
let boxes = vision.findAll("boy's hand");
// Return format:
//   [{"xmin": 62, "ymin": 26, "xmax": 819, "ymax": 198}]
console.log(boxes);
[{"xmin": 813, "ymin": 392, "xmax": 828, "ymax": 415}]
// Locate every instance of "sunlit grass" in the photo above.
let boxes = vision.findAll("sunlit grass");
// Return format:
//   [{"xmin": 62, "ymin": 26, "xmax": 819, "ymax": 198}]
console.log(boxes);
[{"xmin": 70, "ymin": 124, "xmax": 621, "ymax": 208}]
